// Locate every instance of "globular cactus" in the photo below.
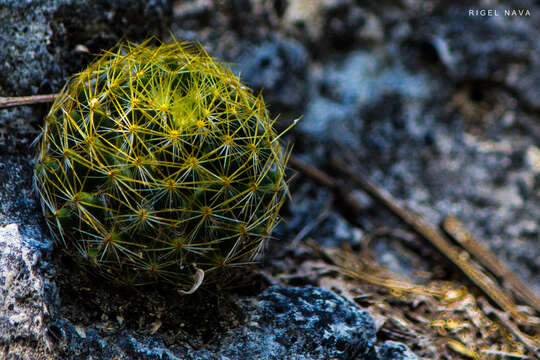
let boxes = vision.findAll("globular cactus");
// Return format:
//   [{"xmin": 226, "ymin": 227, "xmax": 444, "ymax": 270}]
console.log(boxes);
[{"xmin": 34, "ymin": 40, "xmax": 290, "ymax": 291}]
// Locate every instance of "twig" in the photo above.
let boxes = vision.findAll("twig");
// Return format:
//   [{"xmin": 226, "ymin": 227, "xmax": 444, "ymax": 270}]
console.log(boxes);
[
  {"xmin": 0, "ymin": 94, "xmax": 58, "ymax": 108},
  {"xmin": 328, "ymin": 155, "xmax": 527, "ymax": 321},
  {"xmin": 361, "ymin": 227, "xmax": 418, "ymax": 260},
  {"xmin": 289, "ymin": 193, "xmax": 333, "ymax": 248},
  {"xmin": 288, "ymin": 156, "xmax": 336, "ymax": 188},
  {"xmin": 288, "ymin": 156, "xmax": 367, "ymax": 216},
  {"xmin": 443, "ymin": 215, "xmax": 540, "ymax": 313}
]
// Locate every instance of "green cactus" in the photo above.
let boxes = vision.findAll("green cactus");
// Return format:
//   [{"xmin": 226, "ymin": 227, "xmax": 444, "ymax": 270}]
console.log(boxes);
[{"xmin": 34, "ymin": 40, "xmax": 291, "ymax": 292}]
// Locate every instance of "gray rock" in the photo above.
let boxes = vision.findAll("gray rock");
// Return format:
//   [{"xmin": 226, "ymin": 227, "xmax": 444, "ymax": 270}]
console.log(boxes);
[
  {"xmin": 408, "ymin": 5, "xmax": 540, "ymax": 111},
  {"xmin": 282, "ymin": 182, "xmax": 365, "ymax": 247},
  {"xmin": 51, "ymin": 320, "xmax": 200, "ymax": 360},
  {"xmin": 377, "ymin": 341, "xmax": 418, "ymax": 360},
  {"xmin": 0, "ymin": 224, "xmax": 54, "ymax": 359},
  {"xmin": 0, "ymin": 0, "xmax": 172, "ymax": 153},
  {"xmin": 281, "ymin": 0, "xmax": 384, "ymax": 52},
  {"xmin": 53, "ymin": 285, "xmax": 380, "ymax": 359},
  {"xmin": 0, "ymin": 157, "xmax": 38, "ymax": 227},
  {"xmin": 235, "ymin": 38, "xmax": 310, "ymax": 112},
  {"xmin": 219, "ymin": 286, "xmax": 377, "ymax": 360},
  {"xmin": 0, "ymin": 0, "xmax": 62, "ymax": 96}
]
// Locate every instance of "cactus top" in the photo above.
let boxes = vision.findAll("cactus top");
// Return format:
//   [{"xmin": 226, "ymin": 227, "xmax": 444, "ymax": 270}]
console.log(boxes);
[{"xmin": 34, "ymin": 40, "xmax": 289, "ymax": 290}]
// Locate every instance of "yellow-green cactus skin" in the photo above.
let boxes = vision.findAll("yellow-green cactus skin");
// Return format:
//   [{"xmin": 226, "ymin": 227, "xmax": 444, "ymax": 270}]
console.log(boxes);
[{"xmin": 34, "ymin": 40, "xmax": 289, "ymax": 291}]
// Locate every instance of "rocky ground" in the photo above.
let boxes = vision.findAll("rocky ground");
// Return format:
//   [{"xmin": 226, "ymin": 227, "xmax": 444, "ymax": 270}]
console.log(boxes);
[{"xmin": 0, "ymin": 0, "xmax": 539, "ymax": 359}]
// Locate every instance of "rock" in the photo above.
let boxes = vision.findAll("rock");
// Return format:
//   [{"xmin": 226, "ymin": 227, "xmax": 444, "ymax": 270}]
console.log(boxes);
[
  {"xmin": 0, "ymin": 157, "xmax": 39, "ymax": 227},
  {"xmin": 50, "ymin": 319, "xmax": 202, "ymax": 360},
  {"xmin": 235, "ymin": 37, "xmax": 310, "ymax": 112},
  {"xmin": 0, "ymin": 223, "xmax": 55, "ymax": 359},
  {"xmin": 0, "ymin": 1, "xmax": 61, "ymax": 97},
  {"xmin": 219, "ymin": 286, "xmax": 377, "ymax": 360},
  {"xmin": 321, "ymin": 1, "xmax": 384, "ymax": 49},
  {"xmin": 377, "ymin": 341, "xmax": 418, "ymax": 360},
  {"xmin": 298, "ymin": 48, "xmax": 434, "ymax": 144},
  {"xmin": 282, "ymin": 182, "xmax": 365, "ymax": 247},
  {"xmin": 52, "ymin": 285, "xmax": 382, "ymax": 359},
  {"xmin": 0, "ymin": 0, "xmax": 172, "ymax": 153},
  {"xmin": 407, "ymin": 5, "xmax": 540, "ymax": 111},
  {"xmin": 0, "ymin": 0, "xmax": 171, "ymax": 96}
]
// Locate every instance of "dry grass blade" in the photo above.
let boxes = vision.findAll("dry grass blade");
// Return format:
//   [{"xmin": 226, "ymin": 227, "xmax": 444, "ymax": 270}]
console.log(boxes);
[
  {"xmin": 443, "ymin": 215, "xmax": 540, "ymax": 313},
  {"xmin": 306, "ymin": 240, "xmax": 445, "ymax": 298},
  {"xmin": 296, "ymin": 241, "xmax": 537, "ymax": 359},
  {"xmin": 478, "ymin": 298, "xmax": 540, "ymax": 359}
]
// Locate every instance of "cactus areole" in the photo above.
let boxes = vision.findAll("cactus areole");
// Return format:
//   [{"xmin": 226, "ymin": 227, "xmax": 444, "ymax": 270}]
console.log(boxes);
[{"xmin": 34, "ymin": 40, "xmax": 290, "ymax": 291}]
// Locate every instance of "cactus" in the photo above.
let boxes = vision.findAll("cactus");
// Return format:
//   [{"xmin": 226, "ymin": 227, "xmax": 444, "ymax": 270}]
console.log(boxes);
[{"xmin": 34, "ymin": 40, "xmax": 291, "ymax": 291}]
